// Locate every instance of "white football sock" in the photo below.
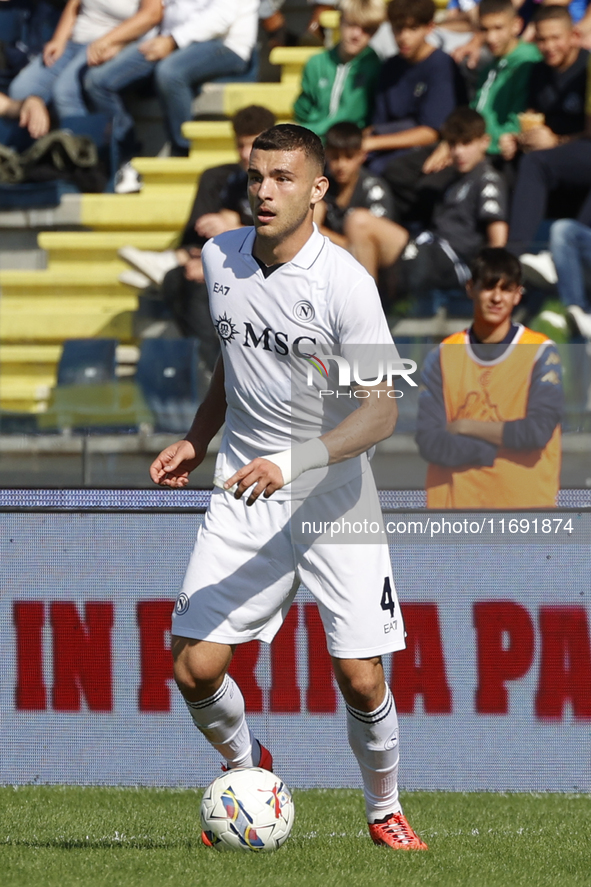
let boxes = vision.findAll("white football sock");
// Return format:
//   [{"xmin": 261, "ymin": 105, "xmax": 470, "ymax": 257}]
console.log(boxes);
[
  {"xmin": 185, "ymin": 674, "xmax": 261, "ymax": 768},
  {"xmin": 346, "ymin": 686, "xmax": 402, "ymax": 823}
]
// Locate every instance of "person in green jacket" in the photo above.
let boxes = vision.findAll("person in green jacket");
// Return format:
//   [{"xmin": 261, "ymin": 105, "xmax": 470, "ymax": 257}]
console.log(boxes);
[
  {"xmin": 293, "ymin": 0, "xmax": 385, "ymax": 139},
  {"xmin": 424, "ymin": 0, "xmax": 541, "ymax": 173},
  {"xmin": 472, "ymin": 0, "xmax": 542, "ymax": 154}
]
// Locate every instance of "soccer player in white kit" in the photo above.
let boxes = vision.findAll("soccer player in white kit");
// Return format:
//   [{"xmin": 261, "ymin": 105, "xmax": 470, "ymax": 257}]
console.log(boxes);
[{"xmin": 150, "ymin": 124, "xmax": 427, "ymax": 851}]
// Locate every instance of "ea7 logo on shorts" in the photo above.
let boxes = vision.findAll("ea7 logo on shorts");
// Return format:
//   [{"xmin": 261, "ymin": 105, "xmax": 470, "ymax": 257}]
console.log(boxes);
[
  {"xmin": 175, "ymin": 593, "xmax": 190, "ymax": 615},
  {"xmin": 213, "ymin": 282, "xmax": 230, "ymax": 295}
]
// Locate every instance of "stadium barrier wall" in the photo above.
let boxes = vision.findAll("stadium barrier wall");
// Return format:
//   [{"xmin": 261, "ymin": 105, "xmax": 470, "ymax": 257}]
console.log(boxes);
[{"xmin": 1, "ymin": 490, "xmax": 590, "ymax": 792}]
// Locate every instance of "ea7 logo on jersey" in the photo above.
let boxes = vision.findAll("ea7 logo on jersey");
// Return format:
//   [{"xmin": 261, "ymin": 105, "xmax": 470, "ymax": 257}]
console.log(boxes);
[{"xmin": 213, "ymin": 282, "xmax": 230, "ymax": 295}]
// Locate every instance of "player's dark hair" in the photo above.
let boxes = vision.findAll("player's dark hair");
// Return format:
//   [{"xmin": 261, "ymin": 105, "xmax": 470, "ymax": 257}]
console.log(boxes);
[
  {"xmin": 441, "ymin": 107, "xmax": 486, "ymax": 145},
  {"xmin": 325, "ymin": 122, "xmax": 363, "ymax": 153},
  {"xmin": 387, "ymin": 0, "xmax": 435, "ymax": 28},
  {"xmin": 471, "ymin": 248, "xmax": 522, "ymax": 290},
  {"xmin": 478, "ymin": 0, "xmax": 515, "ymax": 18},
  {"xmin": 532, "ymin": 4, "xmax": 573, "ymax": 26},
  {"xmin": 252, "ymin": 124, "xmax": 325, "ymax": 173},
  {"xmin": 232, "ymin": 105, "xmax": 277, "ymax": 137}
]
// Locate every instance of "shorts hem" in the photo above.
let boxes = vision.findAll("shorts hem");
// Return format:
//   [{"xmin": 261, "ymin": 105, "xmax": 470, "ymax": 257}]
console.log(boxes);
[
  {"xmin": 327, "ymin": 639, "xmax": 406, "ymax": 659},
  {"xmin": 171, "ymin": 625, "xmax": 276, "ymax": 645}
]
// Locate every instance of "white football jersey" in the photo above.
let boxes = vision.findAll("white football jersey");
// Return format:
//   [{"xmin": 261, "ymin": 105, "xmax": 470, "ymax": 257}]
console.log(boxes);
[{"xmin": 202, "ymin": 225, "xmax": 397, "ymax": 498}]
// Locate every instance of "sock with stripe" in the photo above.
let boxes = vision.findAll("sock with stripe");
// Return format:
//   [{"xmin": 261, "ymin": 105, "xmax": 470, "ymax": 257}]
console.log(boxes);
[
  {"xmin": 184, "ymin": 674, "xmax": 260, "ymax": 768},
  {"xmin": 346, "ymin": 685, "xmax": 402, "ymax": 823}
]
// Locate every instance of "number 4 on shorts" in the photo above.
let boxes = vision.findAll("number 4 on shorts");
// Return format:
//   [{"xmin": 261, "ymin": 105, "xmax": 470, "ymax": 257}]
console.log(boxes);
[{"xmin": 380, "ymin": 577, "xmax": 396, "ymax": 618}]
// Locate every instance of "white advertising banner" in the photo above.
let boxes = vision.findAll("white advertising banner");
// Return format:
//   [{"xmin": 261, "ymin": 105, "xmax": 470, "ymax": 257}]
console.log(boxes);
[{"xmin": 1, "ymin": 508, "xmax": 590, "ymax": 791}]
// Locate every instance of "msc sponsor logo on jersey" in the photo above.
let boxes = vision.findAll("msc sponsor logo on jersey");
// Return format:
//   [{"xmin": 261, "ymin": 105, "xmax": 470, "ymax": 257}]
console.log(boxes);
[
  {"xmin": 244, "ymin": 323, "xmax": 317, "ymax": 355},
  {"xmin": 293, "ymin": 300, "xmax": 315, "ymax": 323},
  {"xmin": 215, "ymin": 313, "xmax": 238, "ymax": 345}
]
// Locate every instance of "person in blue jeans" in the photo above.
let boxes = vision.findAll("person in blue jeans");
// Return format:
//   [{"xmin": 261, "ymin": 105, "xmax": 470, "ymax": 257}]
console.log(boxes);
[
  {"xmin": 83, "ymin": 0, "xmax": 259, "ymax": 158},
  {"xmin": 8, "ymin": 0, "xmax": 161, "ymax": 122},
  {"xmin": 550, "ymin": 219, "xmax": 591, "ymax": 338}
]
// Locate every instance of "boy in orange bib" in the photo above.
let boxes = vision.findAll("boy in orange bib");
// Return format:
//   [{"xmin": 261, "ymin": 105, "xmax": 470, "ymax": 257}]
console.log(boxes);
[{"xmin": 416, "ymin": 247, "xmax": 563, "ymax": 508}]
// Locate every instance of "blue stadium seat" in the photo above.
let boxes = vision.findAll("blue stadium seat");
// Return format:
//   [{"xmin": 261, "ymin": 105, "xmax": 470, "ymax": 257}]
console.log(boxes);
[
  {"xmin": 57, "ymin": 339, "xmax": 118, "ymax": 387},
  {"xmin": 135, "ymin": 338, "xmax": 204, "ymax": 433}
]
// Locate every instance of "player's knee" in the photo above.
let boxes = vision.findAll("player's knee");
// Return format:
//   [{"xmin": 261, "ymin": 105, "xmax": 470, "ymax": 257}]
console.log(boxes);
[
  {"xmin": 172, "ymin": 638, "xmax": 230, "ymax": 699},
  {"xmin": 333, "ymin": 657, "xmax": 384, "ymax": 709}
]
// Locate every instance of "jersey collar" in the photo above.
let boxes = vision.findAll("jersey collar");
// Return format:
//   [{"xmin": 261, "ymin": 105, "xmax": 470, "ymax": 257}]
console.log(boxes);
[{"xmin": 238, "ymin": 224, "xmax": 325, "ymax": 270}]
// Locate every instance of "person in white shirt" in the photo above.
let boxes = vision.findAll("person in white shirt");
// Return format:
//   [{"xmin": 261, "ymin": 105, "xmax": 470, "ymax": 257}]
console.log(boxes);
[
  {"xmin": 84, "ymin": 0, "xmax": 259, "ymax": 157},
  {"xmin": 8, "ymin": 0, "xmax": 162, "ymax": 122},
  {"xmin": 149, "ymin": 124, "xmax": 428, "ymax": 852}
]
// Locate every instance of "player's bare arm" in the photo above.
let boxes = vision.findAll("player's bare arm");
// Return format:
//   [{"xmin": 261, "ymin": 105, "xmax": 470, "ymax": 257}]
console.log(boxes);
[
  {"xmin": 150, "ymin": 358, "xmax": 227, "ymax": 488},
  {"xmin": 226, "ymin": 379, "xmax": 398, "ymax": 505}
]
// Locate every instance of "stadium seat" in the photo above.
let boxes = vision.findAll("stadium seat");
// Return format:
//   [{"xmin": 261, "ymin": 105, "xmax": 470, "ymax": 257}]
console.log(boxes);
[
  {"xmin": 56, "ymin": 339, "xmax": 118, "ymax": 387},
  {"xmin": 38, "ymin": 379, "xmax": 153, "ymax": 433},
  {"xmin": 135, "ymin": 338, "xmax": 205, "ymax": 433}
]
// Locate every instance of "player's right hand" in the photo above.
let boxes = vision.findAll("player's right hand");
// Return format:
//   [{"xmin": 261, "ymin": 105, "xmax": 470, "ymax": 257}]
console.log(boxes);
[{"xmin": 149, "ymin": 439, "xmax": 204, "ymax": 488}]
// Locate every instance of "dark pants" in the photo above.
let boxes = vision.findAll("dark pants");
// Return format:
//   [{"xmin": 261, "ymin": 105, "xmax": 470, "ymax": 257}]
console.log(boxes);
[
  {"xmin": 508, "ymin": 138, "xmax": 591, "ymax": 254},
  {"xmin": 382, "ymin": 146, "xmax": 456, "ymax": 225},
  {"xmin": 162, "ymin": 266, "xmax": 219, "ymax": 371}
]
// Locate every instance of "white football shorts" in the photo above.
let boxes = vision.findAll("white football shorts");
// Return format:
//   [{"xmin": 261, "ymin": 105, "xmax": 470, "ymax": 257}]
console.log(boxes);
[{"xmin": 172, "ymin": 468, "xmax": 406, "ymax": 658}]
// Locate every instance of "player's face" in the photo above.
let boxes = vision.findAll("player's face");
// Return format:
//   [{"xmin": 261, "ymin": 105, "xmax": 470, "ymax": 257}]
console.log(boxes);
[
  {"xmin": 535, "ymin": 18, "xmax": 574, "ymax": 69},
  {"xmin": 325, "ymin": 147, "xmax": 366, "ymax": 185},
  {"xmin": 390, "ymin": 21, "xmax": 432, "ymax": 59},
  {"xmin": 479, "ymin": 12, "xmax": 520, "ymax": 57},
  {"xmin": 236, "ymin": 134, "xmax": 259, "ymax": 171},
  {"xmin": 449, "ymin": 135, "xmax": 490, "ymax": 173},
  {"xmin": 469, "ymin": 277, "xmax": 522, "ymax": 328},
  {"xmin": 247, "ymin": 148, "xmax": 328, "ymax": 242}
]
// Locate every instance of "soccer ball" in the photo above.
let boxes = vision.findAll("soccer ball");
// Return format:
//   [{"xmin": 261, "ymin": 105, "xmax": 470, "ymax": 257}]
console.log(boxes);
[{"xmin": 200, "ymin": 767, "xmax": 295, "ymax": 852}]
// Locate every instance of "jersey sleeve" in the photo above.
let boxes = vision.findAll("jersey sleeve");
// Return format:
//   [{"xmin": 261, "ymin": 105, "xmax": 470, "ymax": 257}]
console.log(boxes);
[
  {"xmin": 477, "ymin": 169, "xmax": 508, "ymax": 223},
  {"xmin": 415, "ymin": 347, "xmax": 499, "ymax": 467},
  {"xmin": 502, "ymin": 343, "xmax": 564, "ymax": 449}
]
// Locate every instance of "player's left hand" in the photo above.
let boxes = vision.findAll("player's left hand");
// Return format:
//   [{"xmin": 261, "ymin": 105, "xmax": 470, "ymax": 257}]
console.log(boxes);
[{"xmin": 224, "ymin": 458, "xmax": 284, "ymax": 506}]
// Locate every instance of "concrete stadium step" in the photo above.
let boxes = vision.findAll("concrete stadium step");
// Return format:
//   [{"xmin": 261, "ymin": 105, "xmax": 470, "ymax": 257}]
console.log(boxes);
[
  {"xmin": 221, "ymin": 82, "xmax": 299, "ymax": 118},
  {"xmin": 38, "ymin": 231, "xmax": 177, "ymax": 265},
  {"xmin": 269, "ymin": 46, "xmax": 323, "ymax": 83},
  {"xmin": 0, "ymin": 266, "xmax": 138, "ymax": 345},
  {"xmin": 80, "ymin": 188, "xmax": 196, "ymax": 230},
  {"xmin": 0, "ymin": 344, "xmax": 61, "ymax": 411},
  {"xmin": 132, "ymin": 155, "xmax": 233, "ymax": 188}
]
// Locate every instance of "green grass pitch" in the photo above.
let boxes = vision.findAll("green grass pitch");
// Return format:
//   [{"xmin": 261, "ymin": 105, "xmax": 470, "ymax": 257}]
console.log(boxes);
[{"xmin": 1, "ymin": 787, "xmax": 589, "ymax": 887}]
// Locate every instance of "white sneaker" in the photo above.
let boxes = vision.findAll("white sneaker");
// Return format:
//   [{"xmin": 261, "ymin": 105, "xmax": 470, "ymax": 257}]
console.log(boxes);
[
  {"xmin": 114, "ymin": 162, "xmax": 142, "ymax": 194},
  {"xmin": 519, "ymin": 251, "xmax": 558, "ymax": 287},
  {"xmin": 567, "ymin": 304, "xmax": 591, "ymax": 339},
  {"xmin": 118, "ymin": 247, "xmax": 179, "ymax": 285},
  {"xmin": 119, "ymin": 269, "xmax": 151, "ymax": 289}
]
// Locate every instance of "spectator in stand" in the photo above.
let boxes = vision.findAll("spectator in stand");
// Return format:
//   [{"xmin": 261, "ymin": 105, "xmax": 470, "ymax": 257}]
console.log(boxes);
[
  {"xmin": 507, "ymin": 43, "xmax": 591, "ymax": 258},
  {"xmin": 293, "ymin": 0, "xmax": 385, "ymax": 139},
  {"xmin": 313, "ymin": 122, "xmax": 394, "ymax": 249},
  {"xmin": 0, "ymin": 92, "xmax": 50, "ymax": 144},
  {"xmin": 118, "ymin": 105, "xmax": 276, "ymax": 371},
  {"xmin": 499, "ymin": 6, "xmax": 588, "ymax": 162},
  {"xmin": 363, "ymin": 0, "xmax": 466, "ymax": 176},
  {"xmin": 549, "ymin": 219, "xmax": 591, "ymax": 336},
  {"xmin": 83, "ymin": 0, "xmax": 259, "ymax": 159},
  {"xmin": 345, "ymin": 108, "xmax": 508, "ymax": 303},
  {"xmin": 8, "ymin": 0, "xmax": 162, "ymax": 122},
  {"xmin": 0, "ymin": 0, "xmax": 64, "ymax": 92}
]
